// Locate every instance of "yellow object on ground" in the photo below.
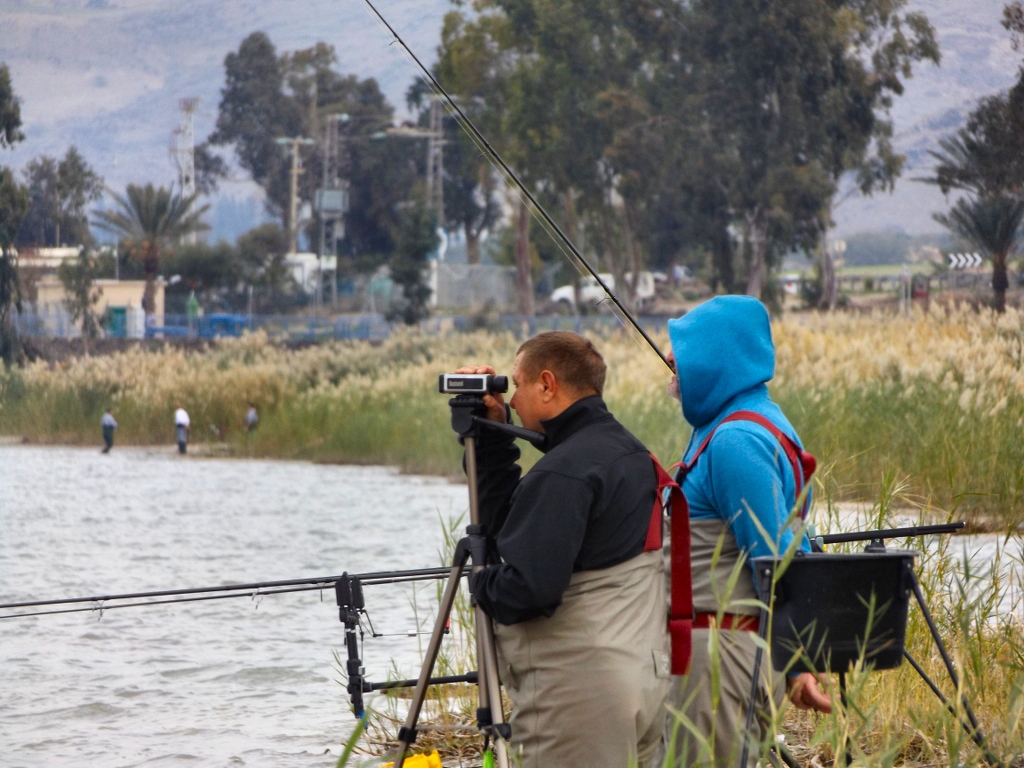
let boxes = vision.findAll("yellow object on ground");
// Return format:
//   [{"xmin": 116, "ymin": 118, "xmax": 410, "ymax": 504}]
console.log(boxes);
[{"xmin": 381, "ymin": 751, "xmax": 442, "ymax": 768}]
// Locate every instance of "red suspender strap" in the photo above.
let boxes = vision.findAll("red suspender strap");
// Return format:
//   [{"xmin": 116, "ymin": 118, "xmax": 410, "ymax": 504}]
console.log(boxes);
[{"xmin": 645, "ymin": 454, "xmax": 693, "ymax": 675}]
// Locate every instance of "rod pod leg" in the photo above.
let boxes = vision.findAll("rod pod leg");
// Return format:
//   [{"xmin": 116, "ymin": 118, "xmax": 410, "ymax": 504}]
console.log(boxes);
[{"xmin": 739, "ymin": 564, "xmax": 774, "ymax": 768}]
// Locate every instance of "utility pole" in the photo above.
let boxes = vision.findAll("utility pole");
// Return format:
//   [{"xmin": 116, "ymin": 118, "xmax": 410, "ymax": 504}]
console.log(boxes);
[
  {"xmin": 374, "ymin": 97, "xmax": 446, "ymax": 228},
  {"xmin": 316, "ymin": 113, "xmax": 349, "ymax": 308},
  {"xmin": 426, "ymin": 97, "xmax": 445, "ymax": 228},
  {"xmin": 170, "ymin": 97, "xmax": 200, "ymax": 244},
  {"xmin": 275, "ymin": 136, "xmax": 315, "ymax": 254}
]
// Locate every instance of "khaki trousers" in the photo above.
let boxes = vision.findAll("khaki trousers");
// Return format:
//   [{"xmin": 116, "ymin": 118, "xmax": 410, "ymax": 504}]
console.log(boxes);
[
  {"xmin": 659, "ymin": 518, "xmax": 786, "ymax": 768},
  {"xmin": 665, "ymin": 627, "xmax": 785, "ymax": 768},
  {"xmin": 494, "ymin": 550, "xmax": 671, "ymax": 768}
]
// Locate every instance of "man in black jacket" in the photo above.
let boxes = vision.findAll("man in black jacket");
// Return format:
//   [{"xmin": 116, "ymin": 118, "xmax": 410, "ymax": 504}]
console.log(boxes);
[{"xmin": 457, "ymin": 331, "xmax": 669, "ymax": 768}]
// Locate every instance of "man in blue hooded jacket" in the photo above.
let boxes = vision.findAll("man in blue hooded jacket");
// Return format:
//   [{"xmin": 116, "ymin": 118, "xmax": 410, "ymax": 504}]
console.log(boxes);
[{"xmin": 665, "ymin": 296, "xmax": 830, "ymax": 768}]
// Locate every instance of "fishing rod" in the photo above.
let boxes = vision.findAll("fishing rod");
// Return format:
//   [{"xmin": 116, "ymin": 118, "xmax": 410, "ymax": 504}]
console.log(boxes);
[
  {"xmin": 361, "ymin": 0, "xmax": 671, "ymax": 371},
  {"xmin": 0, "ymin": 565, "xmax": 459, "ymax": 620}
]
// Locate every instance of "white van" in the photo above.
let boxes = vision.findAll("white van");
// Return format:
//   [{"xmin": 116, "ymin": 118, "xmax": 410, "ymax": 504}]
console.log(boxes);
[{"xmin": 549, "ymin": 272, "xmax": 656, "ymax": 312}]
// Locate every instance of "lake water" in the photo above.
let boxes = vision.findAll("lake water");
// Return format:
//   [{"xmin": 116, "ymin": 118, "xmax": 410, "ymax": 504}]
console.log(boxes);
[{"xmin": 0, "ymin": 446, "xmax": 469, "ymax": 767}]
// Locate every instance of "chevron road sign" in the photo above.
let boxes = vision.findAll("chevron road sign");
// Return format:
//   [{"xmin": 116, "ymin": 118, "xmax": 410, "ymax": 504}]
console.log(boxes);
[{"xmin": 947, "ymin": 252, "xmax": 983, "ymax": 269}]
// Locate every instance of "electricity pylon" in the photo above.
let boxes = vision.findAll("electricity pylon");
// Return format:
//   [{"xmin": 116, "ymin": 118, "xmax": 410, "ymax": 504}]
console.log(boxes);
[{"xmin": 170, "ymin": 97, "xmax": 200, "ymax": 244}]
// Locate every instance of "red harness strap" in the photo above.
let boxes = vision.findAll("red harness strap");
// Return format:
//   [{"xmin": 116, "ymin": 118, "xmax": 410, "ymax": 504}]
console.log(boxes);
[
  {"xmin": 644, "ymin": 454, "xmax": 693, "ymax": 675},
  {"xmin": 683, "ymin": 410, "xmax": 816, "ymax": 519},
  {"xmin": 641, "ymin": 411, "xmax": 816, "ymax": 674}
]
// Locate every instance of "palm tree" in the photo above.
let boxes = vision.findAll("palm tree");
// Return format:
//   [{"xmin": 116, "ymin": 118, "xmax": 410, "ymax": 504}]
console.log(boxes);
[
  {"xmin": 93, "ymin": 183, "xmax": 209, "ymax": 315},
  {"xmin": 934, "ymin": 194, "xmax": 1024, "ymax": 313}
]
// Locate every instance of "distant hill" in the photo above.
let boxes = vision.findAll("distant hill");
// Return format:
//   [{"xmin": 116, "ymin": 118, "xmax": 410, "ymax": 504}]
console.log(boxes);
[{"xmin": 0, "ymin": 0, "xmax": 1019, "ymax": 240}]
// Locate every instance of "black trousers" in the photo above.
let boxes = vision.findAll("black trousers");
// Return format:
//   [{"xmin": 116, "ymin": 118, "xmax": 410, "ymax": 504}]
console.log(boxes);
[{"xmin": 102, "ymin": 427, "xmax": 115, "ymax": 453}]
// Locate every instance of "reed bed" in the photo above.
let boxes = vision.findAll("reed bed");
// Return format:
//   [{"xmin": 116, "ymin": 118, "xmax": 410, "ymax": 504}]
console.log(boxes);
[{"xmin": 1, "ymin": 304, "xmax": 1023, "ymax": 522}]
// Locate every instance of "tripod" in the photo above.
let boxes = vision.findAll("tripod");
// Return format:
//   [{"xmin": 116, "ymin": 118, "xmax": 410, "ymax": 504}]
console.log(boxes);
[{"xmin": 391, "ymin": 395, "xmax": 545, "ymax": 768}]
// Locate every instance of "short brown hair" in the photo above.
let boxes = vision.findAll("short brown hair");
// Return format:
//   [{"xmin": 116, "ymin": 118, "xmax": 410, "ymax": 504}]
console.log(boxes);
[{"xmin": 516, "ymin": 331, "xmax": 606, "ymax": 395}]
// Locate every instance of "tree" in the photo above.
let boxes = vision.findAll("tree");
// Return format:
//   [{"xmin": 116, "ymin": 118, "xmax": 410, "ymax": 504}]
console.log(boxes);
[
  {"xmin": 436, "ymin": 4, "xmax": 621, "ymax": 311},
  {"xmin": 388, "ymin": 201, "xmax": 437, "ymax": 324},
  {"xmin": 210, "ymin": 33, "xmax": 411, "ymax": 266},
  {"xmin": 934, "ymin": 195, "xmax": 1024, "ymax": 312},
  {"xmin": 161, "ymin": 240, "xmax": 243, "ymax": 310},
  {"xmin": 924, "ymin": 93, "xmax": 1024, "ymax": 199},
  {"xmin": 0, "ymin": 64, "xmax": 23, "ymax": 150},
  {"xmin": 58, "ymin": 248, "xmax": 103, "ymax": 354},
  {"xmin": 193, "ymin": 144, "xmax": 229, "ymax": 195},
  {"xmin": 236, "ymin": 223, "xmax": 293, "ymax": 311},
  {"xmin": 209, "ymin": 32, "xmax": 302, "ymax": 220},
  {"xmin": 668, "ymin": 0, "xmax": 939, "ymax": 298},
  {"xmin": 440, "ymin": 0, "xmax": 939, "ymax": 304},
  {"xmin": 0, "ymin": 64, "xmax": 25, "ymax": 363},
  {"xmin": 19, "ymin": 155, "xmax": 58, "ymax": 246},
  {"xmin": 18, "ymin": 147, "xmax": 103, "ymax": 247},
  {"xmin": 93, "ymin": 184, "xmax": 210, "ymax": 316},
  {"xmin": 0, "ymin": 167, "xmax": 28, "ymax": 363},
  {"xmin": 922, "ymin": 7, "xmax": 1024, "ymax": 312}
]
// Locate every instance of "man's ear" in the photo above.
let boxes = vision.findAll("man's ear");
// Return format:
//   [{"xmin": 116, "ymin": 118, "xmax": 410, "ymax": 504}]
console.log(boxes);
[{"xmin": 539, "ymin": 369, "xmax": 558, "ymax": 401}]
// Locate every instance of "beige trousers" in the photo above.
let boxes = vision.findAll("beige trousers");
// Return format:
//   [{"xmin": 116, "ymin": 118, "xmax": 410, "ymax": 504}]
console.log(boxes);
[
  {"xmin": 494, "ymin": 550, "xmax": 671, "ymax": 768},
  {"xmin": 662, "ymin": 519, "xmax": 785, "ymax": 768},
  {"xmin": 665, "ymin": 627, "xmax": 785, "ymax": 768}
]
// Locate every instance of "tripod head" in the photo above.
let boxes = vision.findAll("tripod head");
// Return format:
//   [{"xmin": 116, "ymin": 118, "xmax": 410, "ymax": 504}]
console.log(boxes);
[{"xmin": 447, "ymin": 394, "xmax": 546, "ymax": 449}]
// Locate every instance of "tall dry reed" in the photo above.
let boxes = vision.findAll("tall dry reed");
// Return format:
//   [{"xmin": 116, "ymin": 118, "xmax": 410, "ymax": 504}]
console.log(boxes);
[{"xmin": 2, "ymin": 305, "xmax": 1022, "ymax": 522}]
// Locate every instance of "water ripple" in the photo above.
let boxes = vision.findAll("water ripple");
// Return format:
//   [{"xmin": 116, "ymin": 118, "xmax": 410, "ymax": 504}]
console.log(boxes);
[{"xmin": 0, "ymin": 445, "xmax": 467, "ymax": 766}]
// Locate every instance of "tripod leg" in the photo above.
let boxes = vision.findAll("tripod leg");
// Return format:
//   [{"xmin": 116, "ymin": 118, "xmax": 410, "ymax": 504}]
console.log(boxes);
[
  {"xmin": 907, "ymin": 570, "xmax": 1003, "ymax": 766},
  {"xmin": 393, "ymin": 543, "xmax": 470, "ymax": 768},
  {"xmin": 463, "ymin": 436, "xmax": 510, "ymax": 768},
  {"xmin": 476, "ymin": 607, "xmax": 510, "ymax": 768}
]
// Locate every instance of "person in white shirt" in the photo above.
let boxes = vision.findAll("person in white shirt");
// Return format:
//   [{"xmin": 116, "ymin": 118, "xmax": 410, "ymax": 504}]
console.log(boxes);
[
  {"xmin": 245, "ymin": 403, "xmax": 258, "ymax": 432},
  {"xmin": 174, "ymin": 405, "xmax": 190, "ymax": 454},
  {"xmin": 101, "ymin": 409, "xmax": 117, "ymax": 453}
]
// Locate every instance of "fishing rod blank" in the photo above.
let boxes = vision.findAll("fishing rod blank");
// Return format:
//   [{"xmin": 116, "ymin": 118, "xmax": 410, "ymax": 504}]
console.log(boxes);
[
  {"xmin": 0, "ymin": 565, "xmax": 458, "ymax": 614},
  {"xmin": 361, "ymin": 0, "xmax": 671, "ymax": 371},
  {"xmin": 0, "ymin": 584, "xmax": 335, "ymax": 621}
]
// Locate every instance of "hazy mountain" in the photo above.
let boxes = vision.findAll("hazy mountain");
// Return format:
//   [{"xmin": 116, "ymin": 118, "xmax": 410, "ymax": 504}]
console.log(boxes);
[{"xmin": 0, "ymin": 0, "xmax": 1019, "ymax": 241}]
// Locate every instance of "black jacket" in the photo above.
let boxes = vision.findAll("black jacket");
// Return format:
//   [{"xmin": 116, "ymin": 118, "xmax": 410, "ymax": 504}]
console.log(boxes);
[{"xmin": 468, "ymin": 395, "xmax": 657, "ymax": 625}]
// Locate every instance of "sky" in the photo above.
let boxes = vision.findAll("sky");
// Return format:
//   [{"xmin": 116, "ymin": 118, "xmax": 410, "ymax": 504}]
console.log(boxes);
[{"xmin": 0, "ymin": 0, "xmax": 1019, "ymax": 240}]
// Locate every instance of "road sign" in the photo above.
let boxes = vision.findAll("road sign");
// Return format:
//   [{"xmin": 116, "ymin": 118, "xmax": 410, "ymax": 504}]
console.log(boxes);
[{"xmin": 947, "ymin": 252, "xmax": 983, "ymax": 269}]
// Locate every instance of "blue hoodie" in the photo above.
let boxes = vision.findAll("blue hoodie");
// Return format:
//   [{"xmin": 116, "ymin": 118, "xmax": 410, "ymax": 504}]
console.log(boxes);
[{"xmin": 667, "ymin": 296, "xmax": 810, "ymax": 564}]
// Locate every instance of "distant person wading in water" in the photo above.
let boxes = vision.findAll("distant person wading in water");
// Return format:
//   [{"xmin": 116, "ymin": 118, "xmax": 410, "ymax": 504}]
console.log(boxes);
[
  {"xmin": 101, "ymin": 409, "xmax": 117, "ymax": 453},
  {"xmin": 174, "ymin": 405, "xmax": 190, "ymax": 454}
]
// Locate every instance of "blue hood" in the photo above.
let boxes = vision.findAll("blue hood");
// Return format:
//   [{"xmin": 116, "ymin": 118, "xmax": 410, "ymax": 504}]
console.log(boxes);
[{"xmin": 667, "ymin": 296, "xmax": 775, "ymax": 428}]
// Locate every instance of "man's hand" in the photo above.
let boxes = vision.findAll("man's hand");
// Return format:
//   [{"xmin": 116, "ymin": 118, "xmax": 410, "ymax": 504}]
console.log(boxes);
[
  {"xmin": 454, "ymin": 365, "xmax": 507, "ymax": 423},
  {"xmin": 787, "ymin": 672, "xmax": 832, "ymax": 713}
]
